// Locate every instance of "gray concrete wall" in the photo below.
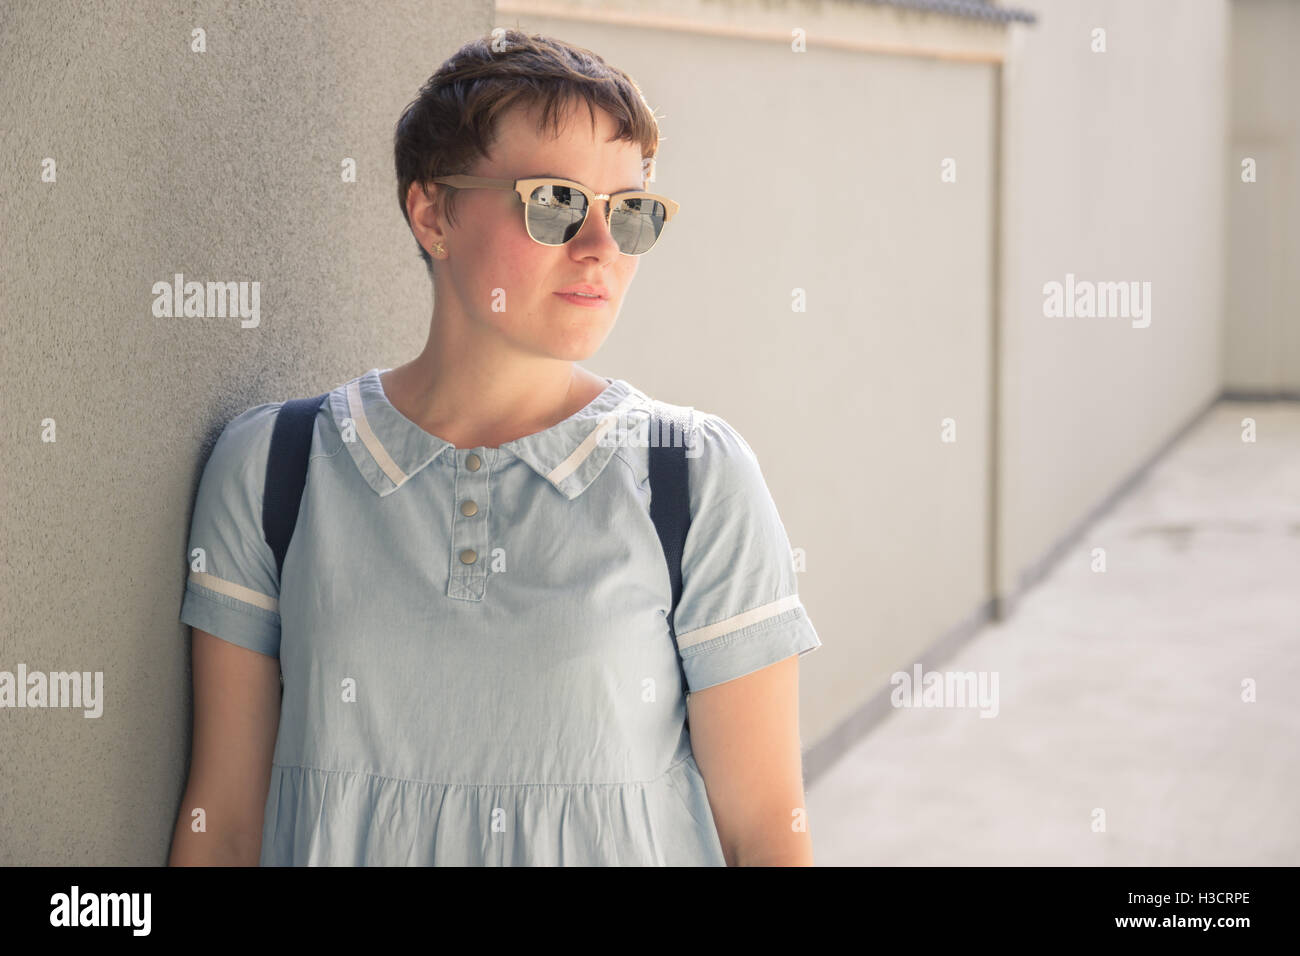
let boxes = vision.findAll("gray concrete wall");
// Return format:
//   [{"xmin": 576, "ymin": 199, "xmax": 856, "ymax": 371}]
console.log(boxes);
[
  {"xmin": 1225, "ymin": 0, "xmax": 1300, "ymax": 393},
  {"xmin": 0, "ymin": 0, "xmax": 492, "ymax": 864},
  {"xmin": 998, "ymin": 0, "xmax": 1230, "ymax": 604}
]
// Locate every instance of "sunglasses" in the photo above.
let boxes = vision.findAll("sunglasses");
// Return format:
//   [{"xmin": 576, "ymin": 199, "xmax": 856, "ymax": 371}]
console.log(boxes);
[{"xmin": 428, "ymin": 174, "xmax": 680, "ymax": 256}]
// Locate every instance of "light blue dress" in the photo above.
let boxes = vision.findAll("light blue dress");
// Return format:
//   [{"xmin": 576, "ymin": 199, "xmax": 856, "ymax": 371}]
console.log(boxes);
[{"xmin": 180, "ymin": 368, "xmax": 822, "ymax": 865}]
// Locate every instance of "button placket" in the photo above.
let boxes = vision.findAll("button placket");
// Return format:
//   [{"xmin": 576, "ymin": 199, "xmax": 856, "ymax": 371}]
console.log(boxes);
[{"xmin": 448, "ymin": 447, "xmax": 491, "ymax": 601}]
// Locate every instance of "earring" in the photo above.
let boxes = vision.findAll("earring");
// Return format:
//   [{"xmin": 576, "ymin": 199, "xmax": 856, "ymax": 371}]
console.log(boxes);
[{"xmin": 432, "ymin": 242, "xmax": 445, "ymax": 257}]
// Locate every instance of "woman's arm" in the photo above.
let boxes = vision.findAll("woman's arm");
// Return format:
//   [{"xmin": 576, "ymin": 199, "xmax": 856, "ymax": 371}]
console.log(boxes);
[
  {"xmin": 169, "ymin": 628, "xmax": 281, "ymax": 865},
  {"xmin": 687, "ymin": 654, "xmax": 814, "ymax": 866}
]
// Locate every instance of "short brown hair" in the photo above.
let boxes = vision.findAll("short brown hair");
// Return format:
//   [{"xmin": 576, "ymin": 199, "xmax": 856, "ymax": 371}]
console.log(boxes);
[{"xmin": 394, "ymin": 30, "xmax": 665, "ymax": 276}]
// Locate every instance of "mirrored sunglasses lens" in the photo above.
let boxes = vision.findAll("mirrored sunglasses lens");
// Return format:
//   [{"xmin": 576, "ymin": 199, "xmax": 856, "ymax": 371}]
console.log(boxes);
[
  {"xmin": 610, "ymin": 199, "xmax": 666, "ymax": 255},
  {"xmin": 526, "ymin": 184, "xmax": 587, "ymax": 245},
  {"xmin": 527, "ymin": 187, "xmax": 667, "ymax": 255}
]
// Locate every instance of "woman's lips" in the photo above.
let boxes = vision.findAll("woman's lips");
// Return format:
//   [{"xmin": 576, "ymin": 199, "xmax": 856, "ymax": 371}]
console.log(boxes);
[{"xmin": 554, "ymin": 292, "xmax": 608, "ymax": 308}]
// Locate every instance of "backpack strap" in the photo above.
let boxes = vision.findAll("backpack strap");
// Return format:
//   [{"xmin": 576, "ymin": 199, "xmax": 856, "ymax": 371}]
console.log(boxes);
[
  {"xmin": 648, "ymin": 402, "xmax": 694, "ymax": 705},
  {"xmin": 263, "ymin": 393, "xmax": 329, "ymax": 582}
]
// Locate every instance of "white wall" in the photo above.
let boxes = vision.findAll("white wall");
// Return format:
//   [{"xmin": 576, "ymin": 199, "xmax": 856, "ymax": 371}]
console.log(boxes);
[
  {"xmin": 998, "ymin": 0, "xmax": 1230, "ymax": 601},
  {"xmin": 1225, "ymin": 0, "xmax": 1300, "ymax": 393}
]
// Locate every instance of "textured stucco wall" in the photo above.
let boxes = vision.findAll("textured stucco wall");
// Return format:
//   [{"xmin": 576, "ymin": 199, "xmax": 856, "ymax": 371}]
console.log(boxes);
[{"xmin": 0, "ymin": 0, "xmax": 491, "ymax": 865}]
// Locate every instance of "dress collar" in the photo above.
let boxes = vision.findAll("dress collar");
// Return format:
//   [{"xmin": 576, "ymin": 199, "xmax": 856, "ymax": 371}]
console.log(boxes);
[{"xmin": 328, "ymin": 368, "xmax": 651, "ymax": 499}]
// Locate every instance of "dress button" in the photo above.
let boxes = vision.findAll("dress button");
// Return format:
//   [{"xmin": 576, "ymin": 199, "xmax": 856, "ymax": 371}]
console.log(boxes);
[
  {"xmin": 465, "ymin": 453, "xmax": 481, "ymax": 471},
  {"xmin": 460, "ymin": 499, "xmax": 478, "ymax": 517},
  {"xmin": 459, "ymin": 548, "xmax": 477, "ymax": 564}
]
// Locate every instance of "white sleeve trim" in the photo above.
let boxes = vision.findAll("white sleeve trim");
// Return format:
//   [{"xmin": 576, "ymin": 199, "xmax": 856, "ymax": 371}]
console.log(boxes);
[
  {"xmin": 189, "ymin": 570, "xmax": 278, "ymax": 613},
  {"xmin": 675, "ymin": 594, "xmax": 803, "ymax": 650}
]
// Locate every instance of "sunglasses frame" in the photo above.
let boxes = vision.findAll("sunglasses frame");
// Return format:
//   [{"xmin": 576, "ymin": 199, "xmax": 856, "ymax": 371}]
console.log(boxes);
[{"xmin": 428, "ymin": 174, "xmax": 680, "ymax": 255}]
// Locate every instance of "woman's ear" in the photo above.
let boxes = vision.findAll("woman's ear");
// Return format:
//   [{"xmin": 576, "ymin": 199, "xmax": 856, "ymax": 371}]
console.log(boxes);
[{"xmin": 407, "ymin": 180, "xmax": 449, "ymax": 252}]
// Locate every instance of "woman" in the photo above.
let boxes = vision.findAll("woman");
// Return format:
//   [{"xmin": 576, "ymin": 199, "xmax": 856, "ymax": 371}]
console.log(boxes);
[{"xmin": 169, "ymin": 30, "xmax": 821, "ymax": 866}]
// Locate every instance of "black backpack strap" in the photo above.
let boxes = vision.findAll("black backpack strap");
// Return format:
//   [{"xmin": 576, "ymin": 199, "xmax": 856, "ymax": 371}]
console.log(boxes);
[
  {"xmin": 263, "ymin": 392, "xmax": 329, "ymax": 582},
  {"xmin": 648, "ymin": 402, "xmax": 694, "ymax": 703}
]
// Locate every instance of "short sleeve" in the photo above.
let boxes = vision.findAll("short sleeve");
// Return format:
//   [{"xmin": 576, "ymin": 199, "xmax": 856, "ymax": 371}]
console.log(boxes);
[
  {"xmin": 179, "ymin": 402, "xmax": 284, "ymax": 658},
  {"xmin": 671, "ymin": 412, "xmax": 822, "ymax": 694}
]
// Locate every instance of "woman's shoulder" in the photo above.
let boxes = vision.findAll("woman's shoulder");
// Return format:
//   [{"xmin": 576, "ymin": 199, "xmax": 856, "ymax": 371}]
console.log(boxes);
[
  {"xmin": 211, "ymin": 400, "xmax": 284, "ymax": 455},
  {"xmin": 194, "ymin": 401, "xmax": 286, "ymax": 495},
  {"xmin": 614, "ymin": 382, "xmax": 764, "ymax": 485},
  {"xmin": 628, "ymin": 386, "xmax": 754, "ymax": 459},
  {"xmin": 211, "ymin": 383, "xmax": 341, "ymax": 455}
]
